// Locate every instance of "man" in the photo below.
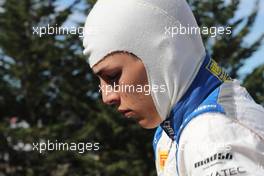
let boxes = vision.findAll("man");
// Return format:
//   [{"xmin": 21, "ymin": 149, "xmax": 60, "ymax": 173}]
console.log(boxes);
[{"xmin": 83, "ymin": 0, "xmax": 264, "ymax": 175}]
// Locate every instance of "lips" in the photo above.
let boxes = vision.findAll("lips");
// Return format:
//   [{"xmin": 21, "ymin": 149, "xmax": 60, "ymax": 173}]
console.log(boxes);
[{"xmin": 118, "ymin": 109, "xmax": 134, "ymax": 118}]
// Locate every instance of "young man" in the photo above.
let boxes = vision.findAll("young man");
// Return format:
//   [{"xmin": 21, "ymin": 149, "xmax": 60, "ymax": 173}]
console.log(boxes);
[{"xmin": 83, "ymin": 0, "xmax": 264, "ymax": 175}]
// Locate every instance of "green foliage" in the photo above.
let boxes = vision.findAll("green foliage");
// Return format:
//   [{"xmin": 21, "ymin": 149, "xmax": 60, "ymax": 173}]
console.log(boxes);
[
  {"xmin": 0, "ymin": 0, "xmax": 155, "ymax": 175},
  {"xmin": 189, "ymin": 0, "xmax": 264, "ymax": 78},
  {"xmin": 243, "ymin": 64, "xmax": 264, "ymax": 105}
]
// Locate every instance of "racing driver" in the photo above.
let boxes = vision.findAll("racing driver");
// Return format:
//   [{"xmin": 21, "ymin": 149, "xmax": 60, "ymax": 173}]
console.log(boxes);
[{"xmin": 82, "ymin": 0, "xmax": 264, "ymax": 175}]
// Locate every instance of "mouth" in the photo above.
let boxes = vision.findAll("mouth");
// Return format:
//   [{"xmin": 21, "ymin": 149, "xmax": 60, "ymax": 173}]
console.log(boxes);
[{"xmin": 118, "ymin": 109, "xmax": 134, "ymax": 118}]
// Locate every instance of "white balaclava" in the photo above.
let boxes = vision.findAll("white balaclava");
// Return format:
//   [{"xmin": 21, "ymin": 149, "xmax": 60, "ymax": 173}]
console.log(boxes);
[{"xmin": 83, "ymin": 0, "xmax": 206, "ymax": 121}]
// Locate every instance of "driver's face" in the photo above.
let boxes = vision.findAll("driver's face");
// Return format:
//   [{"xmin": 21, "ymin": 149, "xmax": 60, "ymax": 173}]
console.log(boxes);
[{"xmin": 92, "ymin": 52, "xmax": 162, "ymax": 129}]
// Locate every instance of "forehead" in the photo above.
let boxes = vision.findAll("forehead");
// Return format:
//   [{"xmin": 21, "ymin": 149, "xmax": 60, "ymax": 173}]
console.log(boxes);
[{"xmin": 92, "ymin": 52, "xmax": 139, "ymax": 73}]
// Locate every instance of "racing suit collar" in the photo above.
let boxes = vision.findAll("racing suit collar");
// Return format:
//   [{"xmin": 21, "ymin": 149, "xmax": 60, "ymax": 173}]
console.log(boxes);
[{"xmin": 160, "ymin": 53, "xmax": 230, "ymax": 141}]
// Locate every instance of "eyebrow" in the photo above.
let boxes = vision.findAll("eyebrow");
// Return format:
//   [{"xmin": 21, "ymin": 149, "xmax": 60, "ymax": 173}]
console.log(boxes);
[
  {"xmin": 93, "ymin": 66, "xmax": 108, "ymax": 77},
  {"xmin": 94, "ymin": 63, "xmax": 121, "ymax": 77},
  {"xmin": 94, "ymin": 69, "xmax": 103, "ymax": 77}
]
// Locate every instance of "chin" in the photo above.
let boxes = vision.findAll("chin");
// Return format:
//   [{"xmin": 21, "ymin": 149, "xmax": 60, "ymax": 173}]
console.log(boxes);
[{"xmin": 138, "ymin": 118, "xmax": 160, "ymax": 129}]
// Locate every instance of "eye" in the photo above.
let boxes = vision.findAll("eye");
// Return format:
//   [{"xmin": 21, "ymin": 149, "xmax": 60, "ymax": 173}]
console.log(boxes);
[{"xmin": 104, "ymin": 71, "xmax": 121, "ymax": 84}]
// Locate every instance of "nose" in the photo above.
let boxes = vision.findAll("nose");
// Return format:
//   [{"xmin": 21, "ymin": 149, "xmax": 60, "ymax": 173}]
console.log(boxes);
[{"xmin": 101, "ymin": 87, "xmax": 120, "ymax": 106}]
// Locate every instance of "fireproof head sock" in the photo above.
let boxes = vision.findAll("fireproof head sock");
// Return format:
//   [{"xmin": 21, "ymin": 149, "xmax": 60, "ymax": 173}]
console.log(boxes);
[{"xmin": 83, "ymin": 0, "xmax": 206, "ymax": 123}]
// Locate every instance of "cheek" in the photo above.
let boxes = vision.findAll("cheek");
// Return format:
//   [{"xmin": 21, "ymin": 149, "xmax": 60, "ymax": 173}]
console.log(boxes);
[
  {"xmin": 119, "ymin": 62, "xmax": 154, "ymax": 111},
  {"xmin": 122, "ymin": 62, "xmax": 148, "ymax": 87},
  {"xmin": 121, "ymin": 90, "xmax": 155, "ymax": 112}
]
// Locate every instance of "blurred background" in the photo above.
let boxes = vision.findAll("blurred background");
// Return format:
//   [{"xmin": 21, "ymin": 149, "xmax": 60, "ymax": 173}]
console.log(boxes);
[{"xmin": 0, "ymin": 0, "xmax": 263, "ymax": 175}]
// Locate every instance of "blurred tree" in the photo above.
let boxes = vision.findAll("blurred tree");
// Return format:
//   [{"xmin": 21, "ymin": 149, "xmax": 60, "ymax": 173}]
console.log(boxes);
[
  {"xmin": 189, "ymin": 0, "xmax": 264, "ymax": 105},
  {"xmin": 0, "ymin": 0, "xmax": 156, "ymax": 175},
  {"xmin": 0, "ymin": 0, "xmax": 263, "ymax": 176},
  {"xmin": 188, "ymin": 0, "xmax": 264, "ymax": 79},
  {"xmin": 243, "ymin": 64, "xmax": 264, "ymax": 105}
]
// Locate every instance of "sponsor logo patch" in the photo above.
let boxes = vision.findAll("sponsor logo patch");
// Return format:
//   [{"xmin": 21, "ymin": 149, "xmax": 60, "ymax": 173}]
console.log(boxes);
[
  {"xmin": 194, "ymin": 152, "xmax": 233, "ymax": 168},
  {"xmin": 161, "ymin": 120, "xmax": 175, "ymax": 140},
  {"xmin": 205, "ymin": 166, "xmax": 246, "ymax": 176},
  {"xmin": 206, "ymin": 59, "xmax": 232, "ymax": 82}
]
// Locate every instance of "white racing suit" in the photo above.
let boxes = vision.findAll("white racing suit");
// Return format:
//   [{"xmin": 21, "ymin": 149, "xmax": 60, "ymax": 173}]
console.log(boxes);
[
  {"xmin": 153, "ymin": 54, "xmax": 264, "ymax": 176},
  {"xmin": 82, "ymin": 0, "xmax": 264, "ymax": 175}
]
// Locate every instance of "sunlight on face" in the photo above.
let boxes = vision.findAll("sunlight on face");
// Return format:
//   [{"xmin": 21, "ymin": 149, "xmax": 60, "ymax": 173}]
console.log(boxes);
[{"xmin": 92, "ymin": 52, "xmax": 162, "ymax": 129}]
